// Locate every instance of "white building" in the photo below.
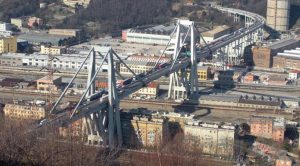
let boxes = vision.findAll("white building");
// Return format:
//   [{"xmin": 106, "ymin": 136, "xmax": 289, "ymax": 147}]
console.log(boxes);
[
  {"xmin": 0, "ymin": 22, "xmax": 13, "ymax": 36},
  {"xmin": 0, "ymin": 46, "xmax": 128, "ymax": 71},
  {"xmin": 288, "ymin": 70, "xmax": 300, "ymax": 80},
  {"xmin": 184, "ymin": 121, "xmax": 236, "ymax": 158},
  {"xmin": 0, "ymin": 22, "xmax": 12, "ymax": 32},
  {"xmin": 122, "ymin": 24, "xmax": 176, "ymax": 45}
]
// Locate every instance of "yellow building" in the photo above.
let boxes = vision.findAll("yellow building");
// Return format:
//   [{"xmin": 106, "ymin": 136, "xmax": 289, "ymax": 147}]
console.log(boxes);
[
  {"xmin": 131, "ymin": 82, "xmax": 158, "ymax": 99},
  {"xmin": 10, "ymin": 18, "xmax": 26, "ymax": 28},
  {"xmin": 120, "ymin": 61, "xmax": 155, "ymax": 75},
  {"xmin": 0, "ymin": 36, "xmax": 17, "ymax": 53},
  {"xmin": 4, "ymin": 103, "xmax": 46, "ymax": 120},
  {"xmin": 197, "ymin": 66, "xmax": 211, "ymax": 80},
  {"xmin": 126, "ymin": 115, "xmax": 169, "ymax": 148},
  {"xmin": 40, "ymin": 45, "xmax": 66, "ymax": 55},
  {"xmin": 48, "ymin": 29, "xmax": 81, "ymax": 37}
]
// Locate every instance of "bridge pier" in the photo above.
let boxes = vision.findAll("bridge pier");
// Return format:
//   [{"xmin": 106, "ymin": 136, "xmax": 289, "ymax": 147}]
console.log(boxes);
[{"xmin": 168, "ymin": 20, "xmax": 199, "ymax": 100}]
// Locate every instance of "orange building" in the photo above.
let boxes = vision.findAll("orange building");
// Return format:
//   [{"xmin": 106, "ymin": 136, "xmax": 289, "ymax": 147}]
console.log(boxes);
[
  {"xmin": 250, "ymin": 116, "xmax": 285, "ymax": 143},
  {"xmin": 276, "ymin": 156, "xmax": 292, "ymax": 166}
]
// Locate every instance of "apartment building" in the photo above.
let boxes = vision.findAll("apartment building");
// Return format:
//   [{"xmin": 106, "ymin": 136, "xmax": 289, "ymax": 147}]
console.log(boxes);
[
  {"xmin": 250, "ymin": 116, "xmax": 285, "ymax": 143},
  {"xmin": 122, "ymin": 114, "xmax": 169, "ymax": 148},
  {"xmin": 120, "ymin": 60, "xmax": 155, "ymax": 75},
  {"xmin": 4, "ymin": 103, "xmax": 46, "ymax": 120},
  {"xmin": 40, "ymin": 45, "xmax": 66, "ymax": 55},
  {"xmin": 0, "ymin": 36, "xmax": 17, "ymax": 53},
  {"xmin": 184, "ymin": 121, "xmax": 236, "ymax": 158},
  {"xmin": 131, "ymin": 82, "xmax": 158, "ymax": 99}
]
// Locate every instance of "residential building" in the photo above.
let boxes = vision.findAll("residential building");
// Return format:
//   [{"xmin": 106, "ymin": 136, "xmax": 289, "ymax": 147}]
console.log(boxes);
[
  {"xmin": 3, "ymin": 103, "xmax": 46, "ymax": 120},
  {"xmin": 289, "ymin": 70, "xmax": 300, "ymax": 79},
  {"xmin": 122, "ymin": 114, "xmax": 169, "ymax": 148},
  {"xmin": 120, "ymin": 60, "xmax": 155, "ymax": 75},
  {"xmin": 131, "ymin": 82, "xmax": 158, "ymax": 99},
  {"xmin": 276, "ymin": 155, "xmax": 292, "ymax": 166},
  {"xmin": 122, "ymin": 24, "xmax": 176, "ymax": 45},
  {"xmin": 197, "ymin": 66, "xmax": 211, "ymax": 80},
  {"xmin": 28, "ymin": 17, "xmax": 43, "ymax": 28},
  {"xmin": 0, "ymin": 36, "xmax": 17, "ymax": 53},
  {"xmin": 273, "ymin": 48, "xmax": 300, "ymax": 70},
  {"xmin": 252, "ymin": 38, "xmax": 299, "ymax": 68},
  {"xmin": 10, "ymin": 18, "xmax": 26, "ymax": 28},
  {"xmin": 184, "ymin": 121, "xmax": 236, "ymax": 158},
  {"xmin": 201, "ymin": 25, "xmax": 231, "ymax": 43},
  {"xmin": 40, "ymin": 45, "xmax": 66, "ymax": 55},
  {"xmin": 36, "ymin": 76, "xmax": 62, "ymax": 92},
  {"xmin": 48, "ymin": 29, "xmax": 81, "ymax": 37},
  {"xmin": 63, "ymin": 0, "xmax": 91, "ymax": 8},
  {"xmin": 250, "ymin": 116, "xmax": 285, "ymax": 143}
]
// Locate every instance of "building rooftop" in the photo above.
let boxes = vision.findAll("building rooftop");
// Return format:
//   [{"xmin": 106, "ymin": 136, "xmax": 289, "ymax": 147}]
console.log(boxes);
[
  {"xmin": 185, "ymin": 120, "xmax": 236, "ymax": 130},
  {"xmin": 265, "ymin": 38, "xmax": 299, "ymax": 50},
  {"xmin": 37, "ymin": 75, "xmax": 61, "ymax": 82},
  {"xmin": 122, "ymin": 60, "xmax": 156, "ymax": 67},
  {"xmin": 18, "ymin": 31, "xmax": 70, "ymax": 45},
  {"xmin": 127, "ymin": 55, "xmax": 171, "ymax": 63},
  {"xmin": 239, "ymin": 95, "xmax": 281, "ymax": 106},
  {"xmin": 127, "ymin": 23, "xmax": 176, "ymax": 35},
  {"xmin": 200, "ymin": 94, "xmax": 239, "ymax": 103},
  {"xmin": 202, "ymin": 25, "xmax": 231, "ymax": 37}
]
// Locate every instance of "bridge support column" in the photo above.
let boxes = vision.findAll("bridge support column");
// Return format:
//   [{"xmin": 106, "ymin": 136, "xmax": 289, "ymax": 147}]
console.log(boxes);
[
  {"xmin": 234, "ymin": 14, "xmax": 240, "ymax": 22},
  {"xmin": 168, "ymin": 20, "xmax": 199, "ymax": 100}
]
